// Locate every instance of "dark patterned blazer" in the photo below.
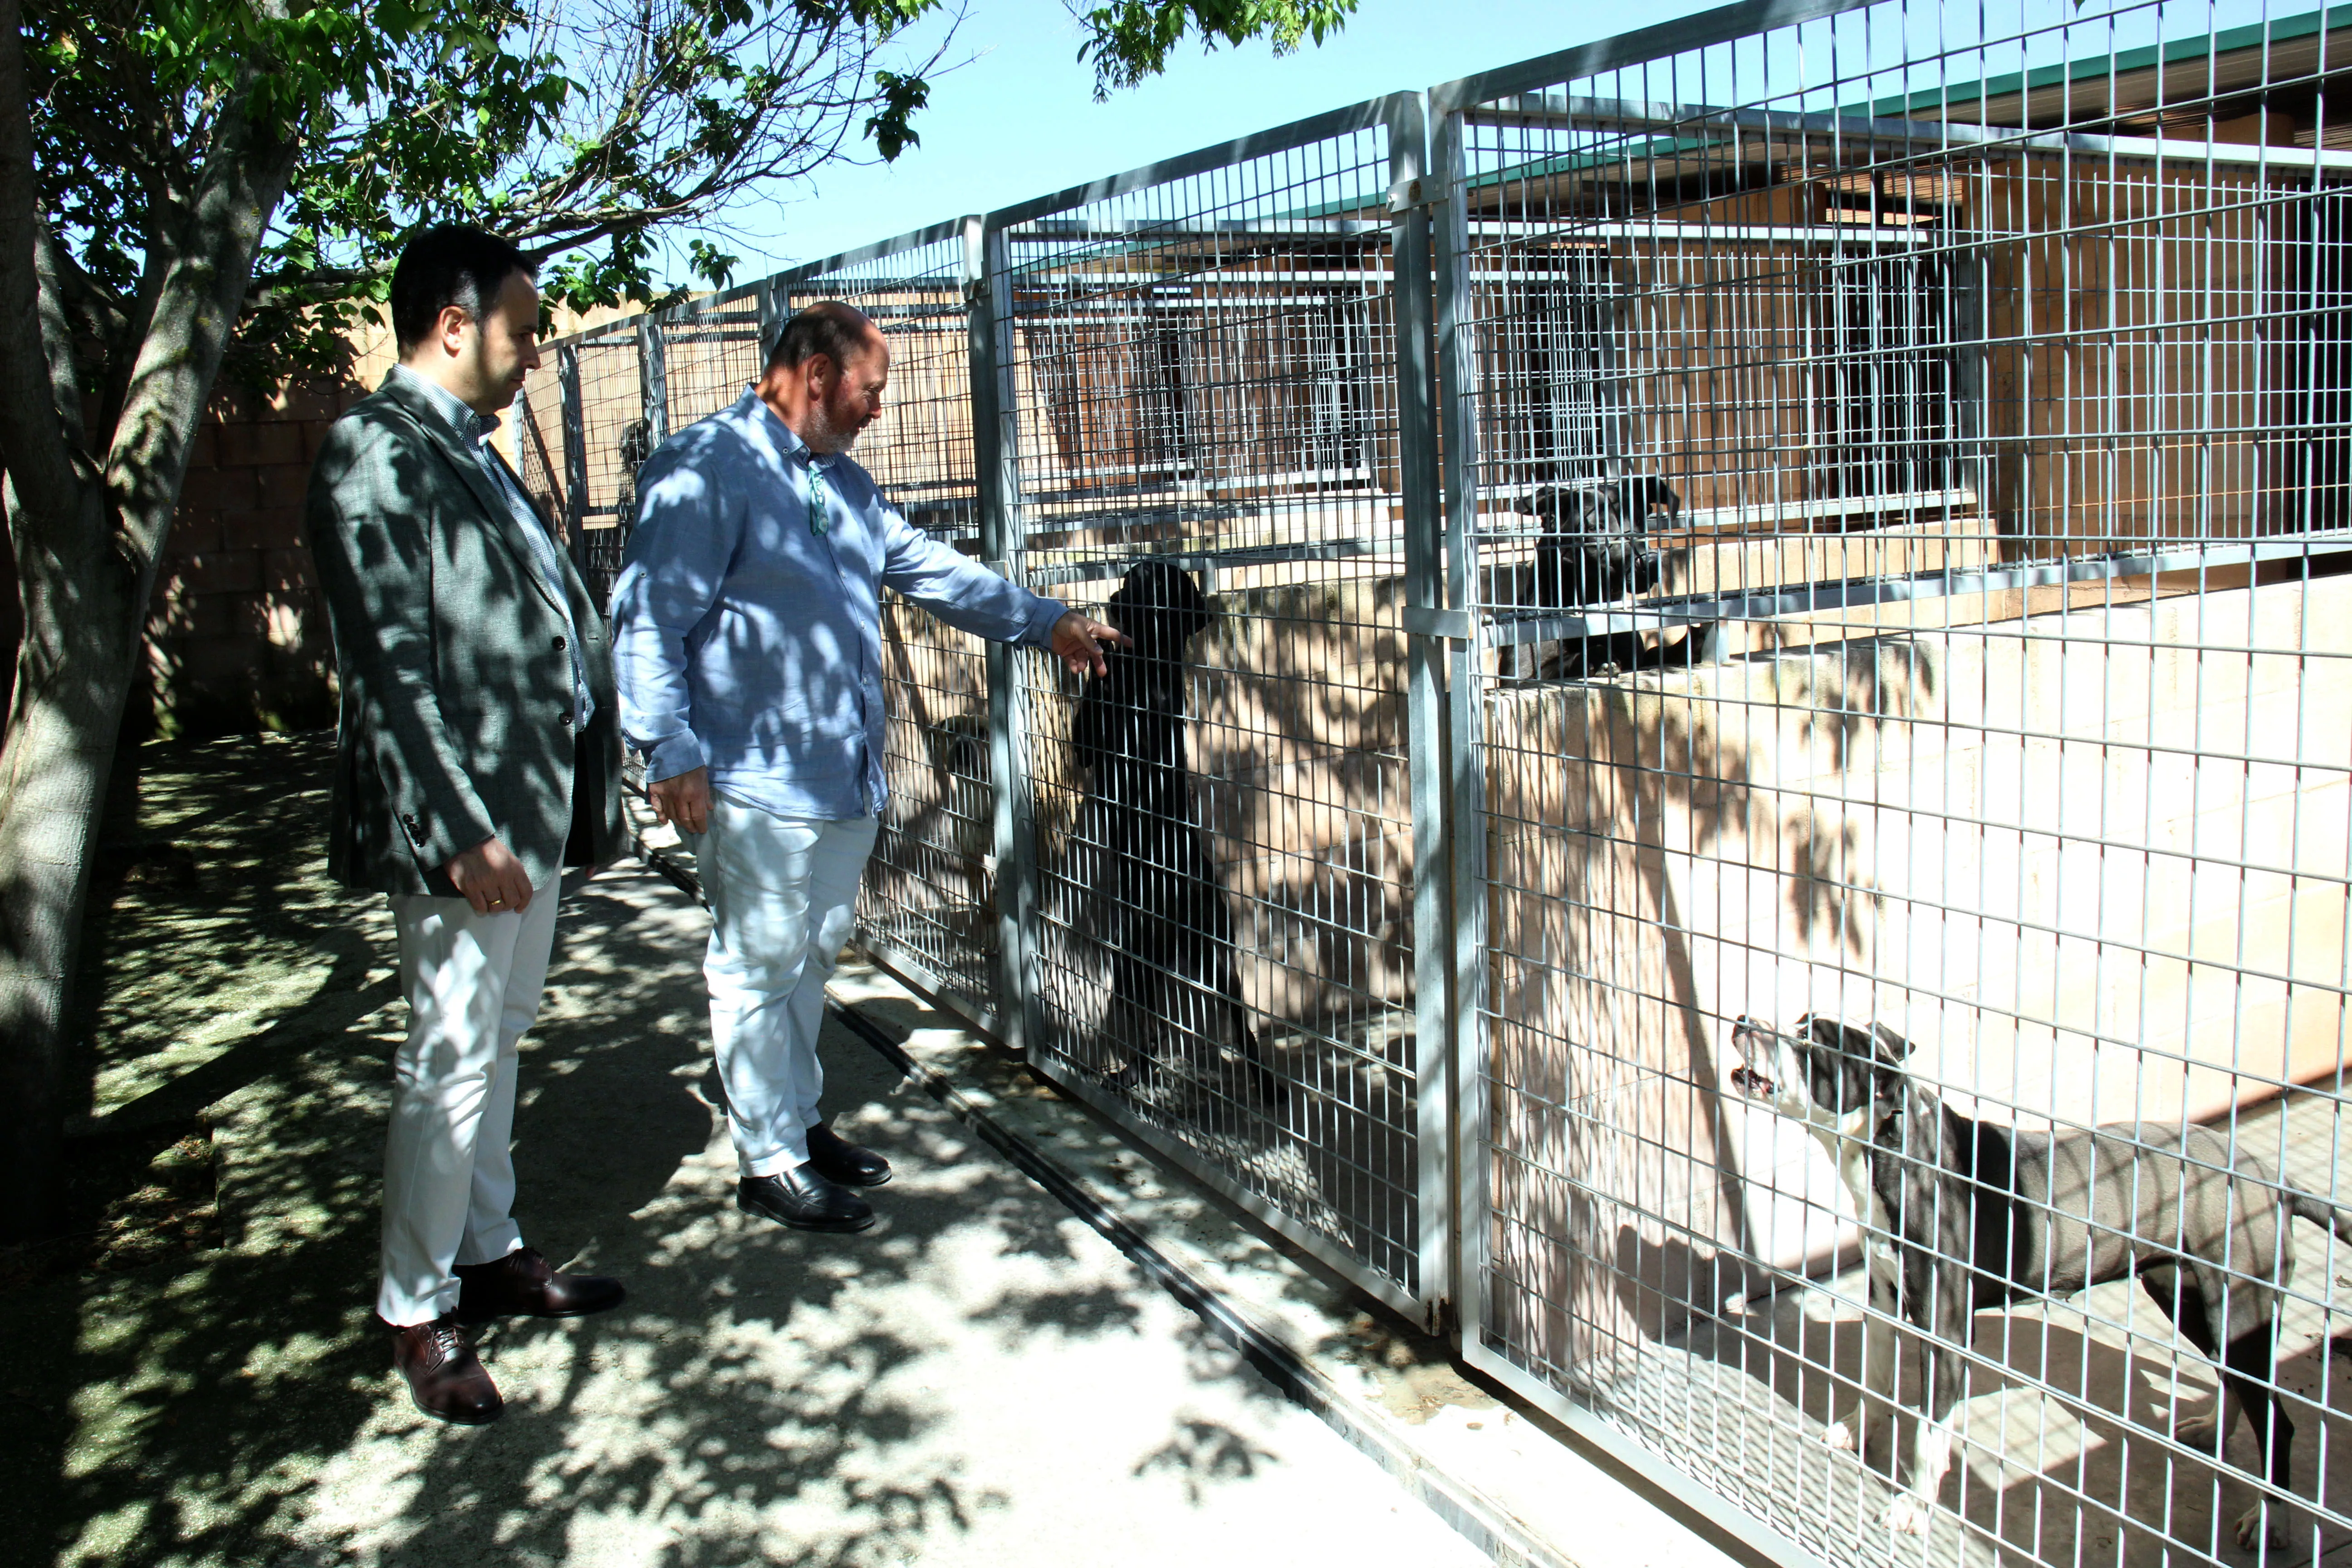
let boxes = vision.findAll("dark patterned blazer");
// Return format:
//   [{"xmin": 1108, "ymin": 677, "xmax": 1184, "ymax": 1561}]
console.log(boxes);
[{"xmin": 305, "ymin": 370, "xmax": 624, "ymax": 897}]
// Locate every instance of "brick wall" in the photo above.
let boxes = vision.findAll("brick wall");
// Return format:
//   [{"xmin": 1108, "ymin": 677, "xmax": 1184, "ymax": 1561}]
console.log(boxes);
[{"xmin": 144, "ymin": 381, "xmax": 364, "ymax": 739}]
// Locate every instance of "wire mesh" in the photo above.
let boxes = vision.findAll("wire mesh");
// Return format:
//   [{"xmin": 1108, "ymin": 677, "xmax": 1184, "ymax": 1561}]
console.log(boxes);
[
  {"xmin": 658, "ymin": 285, "xmax": 769, "ymax": 431},
  {"xmin": 559, "ymin": 328, "xmax": 652, "ymax": 607},
  {"xmin": 510, "ymin": 382, "xmax": 567, "ymax": 534},
  {"xmin": 1443, "ymin": 1, "xmax": 2352, "ymax": 1563},
  {"xmin": 996, "ymin": 104, "xmax": 1428, "ymax": 1305}
]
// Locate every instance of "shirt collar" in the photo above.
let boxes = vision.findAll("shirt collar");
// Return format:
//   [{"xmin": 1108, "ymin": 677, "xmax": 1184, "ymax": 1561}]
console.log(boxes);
[
  {"xmin": 743, "ymin": 383, "xmax": 834, "ymax": 470},
  {"xmin": 393, "ymin": 363, "xmax": 500, "ymax": 446}
]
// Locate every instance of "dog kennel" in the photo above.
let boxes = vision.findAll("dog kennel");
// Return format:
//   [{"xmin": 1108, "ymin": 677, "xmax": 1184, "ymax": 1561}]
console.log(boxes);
[{"xmin": 513, "ymin": 1, "xmax": 2352, "ymax": 1560}]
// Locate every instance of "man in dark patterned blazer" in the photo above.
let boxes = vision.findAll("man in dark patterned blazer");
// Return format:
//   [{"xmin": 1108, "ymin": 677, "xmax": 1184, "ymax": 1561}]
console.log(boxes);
[{"xmin": 306, "ymin": 224, "xmax": 627, "ymax": 1425}]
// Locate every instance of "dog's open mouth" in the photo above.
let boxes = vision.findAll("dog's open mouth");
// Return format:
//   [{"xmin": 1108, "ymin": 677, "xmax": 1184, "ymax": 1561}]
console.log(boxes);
[{"xmin": 1729, "ymin": 1065, "xmax": 1774, "ymax": 1098}]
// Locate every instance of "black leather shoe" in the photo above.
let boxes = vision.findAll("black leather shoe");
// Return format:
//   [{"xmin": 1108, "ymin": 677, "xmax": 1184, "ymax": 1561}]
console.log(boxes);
[
  {"xmin": 739, "ymin": 1165, "xmax": 875, "ymax": 1233},
  {"xmin": 454, "ymin": 1246, "xmax": 626, "ymax": 1324},
  {"xmin": 806, "ymin": 1122, "xmax": 892, "ymax": 1188}
]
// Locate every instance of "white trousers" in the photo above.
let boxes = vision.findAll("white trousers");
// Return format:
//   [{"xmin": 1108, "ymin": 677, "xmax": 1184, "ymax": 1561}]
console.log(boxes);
[
  {"xmin": 376, "ymin": 873, "xmax": 559, "ymax": 1326},
  {"xmin": 698, "ymin": 797, "xmax": 878, "ymax": 1178}
]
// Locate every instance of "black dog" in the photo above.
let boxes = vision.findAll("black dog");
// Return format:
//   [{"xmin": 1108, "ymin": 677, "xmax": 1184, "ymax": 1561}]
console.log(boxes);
[
  {"xmin": 1511, "ymin": 475, "xmax": 1691, "ymax": 681},
  {"xmin": 1731, "ymin": 1013, "xmax": 2352, "ymax": 1544},
  {"xmin": 1069, "ymin": 562, "xmax": 1285, "ymax": 1110}
]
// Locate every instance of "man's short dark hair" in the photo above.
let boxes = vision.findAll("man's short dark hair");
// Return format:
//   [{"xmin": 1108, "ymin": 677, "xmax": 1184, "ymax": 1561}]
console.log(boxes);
[
  {"xmin": 391, "ymin": 224, "xmax": 536, "ymax": 353},
  {"xmin": 768, "ymin": 300, "xmax": 877, "ymax": 374}
]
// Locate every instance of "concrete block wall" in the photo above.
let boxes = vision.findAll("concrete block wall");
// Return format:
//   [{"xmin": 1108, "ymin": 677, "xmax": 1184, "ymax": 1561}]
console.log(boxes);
[{"xmin": 143, "ymin": 382, "xmax": 366, "ymax": 738}]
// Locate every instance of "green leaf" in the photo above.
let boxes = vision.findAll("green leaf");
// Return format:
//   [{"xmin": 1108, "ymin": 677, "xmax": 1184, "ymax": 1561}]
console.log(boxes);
[
  {"xmin": 1075, "ymin": 0, "xmax": 1358, "ymax": 98},
  {"xmin": 865, "ymin": 68, "xmax": 928, "ymax": 162}
]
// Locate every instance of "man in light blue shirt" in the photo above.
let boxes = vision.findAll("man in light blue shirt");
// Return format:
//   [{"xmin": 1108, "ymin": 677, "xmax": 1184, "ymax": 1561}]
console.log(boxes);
[{"xmin": 611, "ymin": 301, "xmax": 1122, "ymax": 1234}]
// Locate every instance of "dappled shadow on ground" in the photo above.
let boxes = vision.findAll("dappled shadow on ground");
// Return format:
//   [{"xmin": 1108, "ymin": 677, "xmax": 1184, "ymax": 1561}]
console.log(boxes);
[{"xmin": 2, "ymin": 731, "xmax": 1441, "ymax": 1568}]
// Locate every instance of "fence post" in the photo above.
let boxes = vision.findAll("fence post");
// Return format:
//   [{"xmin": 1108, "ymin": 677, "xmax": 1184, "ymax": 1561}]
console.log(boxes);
[
  {"xmin": 1430, "ymin": 97, "xmax": 1493, "ymax": 1358},
  {"xmin": 758, "ymin": 276, "xmax": 786, "ymax": 361},
  {"xmin": 969, "ymin": 215, "xmax": 1039, "ymax": 1057},
  {"xmin": 557, "ymin": 343, "xmax": 588, "ymax": 573},
  {"xmin": 638, "ymin": 318, "xmax": 671, "ymax": 445},
  {"xmin": 1389, "ymin": 91, "xmax": 1454, "ymax": 1330}
]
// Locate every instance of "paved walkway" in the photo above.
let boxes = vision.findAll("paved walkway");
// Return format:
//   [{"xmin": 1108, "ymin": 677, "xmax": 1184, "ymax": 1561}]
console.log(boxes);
[{"xmin": 0, "ymin": 736, "xmax": 1490, "ymax": 1568}]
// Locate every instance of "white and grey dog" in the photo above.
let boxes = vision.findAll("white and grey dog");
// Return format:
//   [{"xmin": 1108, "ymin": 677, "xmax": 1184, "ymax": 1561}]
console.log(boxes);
[{"xmin": 1729, "ymin": 1013, "xmax": 2352, "ymax": 1546}]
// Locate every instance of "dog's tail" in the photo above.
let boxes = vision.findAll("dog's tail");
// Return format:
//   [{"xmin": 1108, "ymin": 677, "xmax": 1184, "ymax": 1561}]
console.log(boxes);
[{"xmin": 2288, "ymin": 1191, "xmax": 2352, "ymax": 1246}]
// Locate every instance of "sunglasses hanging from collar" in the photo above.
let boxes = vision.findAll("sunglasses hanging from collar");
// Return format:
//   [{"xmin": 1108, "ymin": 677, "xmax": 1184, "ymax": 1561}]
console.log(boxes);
[{"xmin": 805, "ymin": 461, "xmax": 831, "ymax": 538}]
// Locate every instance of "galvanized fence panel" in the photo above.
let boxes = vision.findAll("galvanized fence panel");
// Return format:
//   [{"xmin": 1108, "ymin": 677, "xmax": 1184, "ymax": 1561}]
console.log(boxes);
[
  {"xmin": 1437, "ymin": 0, "xmax": 2352, "ymax": 1563},
  {"xmin": 653, "ymin": 283, "xmax": 768, "ymax": 431},
  {"xmin": 558, "ymin": 324, "xmax": 659, "ymax": 607},
  {"xmin": 987, "ymin": 96, "xmax": 1446, "ymax": 1315}
]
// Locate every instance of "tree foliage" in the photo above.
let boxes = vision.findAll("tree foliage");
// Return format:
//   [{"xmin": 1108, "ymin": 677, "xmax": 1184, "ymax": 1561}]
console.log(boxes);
[
  {"xmin": 32, "ymin": 0, "xmax": 951, "ymax": 400},
  {"xmin": 1072, "ymin": 0, "xmax": 1360, "ymax": 98},
  {"xmin": 29, "ymin": 0, "xmax": 1358, "ymax": 405}
]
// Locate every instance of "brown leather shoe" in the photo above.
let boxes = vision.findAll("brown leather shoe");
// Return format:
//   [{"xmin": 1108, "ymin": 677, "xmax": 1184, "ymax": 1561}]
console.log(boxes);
[
  {"xmin": 453, "ymin": 1246, "xmax": 626, "ymax": 1323},
  {"xmin": 383, "ymin": 1313, "xmax": 502, "ymax": 1425}
]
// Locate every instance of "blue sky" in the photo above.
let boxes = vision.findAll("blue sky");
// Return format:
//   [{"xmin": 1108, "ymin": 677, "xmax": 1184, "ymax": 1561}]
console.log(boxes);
[{"xmin": 716, "ymin": 0, "xmax": 1723, "ymax": 275}]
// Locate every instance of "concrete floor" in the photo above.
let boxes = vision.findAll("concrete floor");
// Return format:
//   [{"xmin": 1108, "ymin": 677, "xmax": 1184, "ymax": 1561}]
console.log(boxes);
[
  {"xmin": 3, "ymin": 748, "xmax": 1492, "ymax": 1568},
  {"xmin": 284, "ymin": 867, "xmax": 1494, "ymax": 1567},
  {"xmin": 0, "ymin": 743, "xmax": 1486, "ymax": 1568}
]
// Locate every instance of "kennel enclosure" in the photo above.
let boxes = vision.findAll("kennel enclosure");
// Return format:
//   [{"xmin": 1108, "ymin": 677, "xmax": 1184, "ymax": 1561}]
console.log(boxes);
[{"xmin": 514, "ymin": 2, "xmax": 2352, "ymax": 1560}]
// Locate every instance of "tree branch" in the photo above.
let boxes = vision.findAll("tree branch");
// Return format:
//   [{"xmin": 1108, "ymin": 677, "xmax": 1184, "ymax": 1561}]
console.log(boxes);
[
  {"xmin": 0, "ymin": 0, "xmax": 92, "ymax": 518},
  {"xmin": 107, "ymin": 55, "xmax": 302, "ymax": 565},
  {"xmin": 38, "ymin": 231, "xmax": 130, "ymax": 358}
]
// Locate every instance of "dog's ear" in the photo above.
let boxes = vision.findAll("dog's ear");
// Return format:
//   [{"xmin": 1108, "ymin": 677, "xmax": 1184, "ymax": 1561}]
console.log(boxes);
[{"xmin": 1868, "ymin": 1022, "xmax": 1915, "ymax": 1063}]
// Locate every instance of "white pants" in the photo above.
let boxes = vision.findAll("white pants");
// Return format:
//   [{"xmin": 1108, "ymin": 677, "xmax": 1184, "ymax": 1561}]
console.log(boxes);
[
  {"xmin": 698, "ymin": 797, "xmax": 878, "ymax": 1178},
  {"xmin": 376, "ymin": 873, "xmax": 559, "ymax": 1326}
]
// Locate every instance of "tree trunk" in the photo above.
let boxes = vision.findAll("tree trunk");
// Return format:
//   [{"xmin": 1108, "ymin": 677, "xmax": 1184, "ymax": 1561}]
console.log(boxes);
[
  {"xmin": 0, "ymin": 472, "xmax": 140, "ymax": 1242},
  {"xmin": 0, "ymin": 1, "xmax": 301, "ymax": 1237}
]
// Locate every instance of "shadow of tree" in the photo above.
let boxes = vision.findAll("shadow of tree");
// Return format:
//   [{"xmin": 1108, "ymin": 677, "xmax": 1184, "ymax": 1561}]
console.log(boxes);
[
  {"xmin": 4, "ymin": 731, "xmax": 1437, "ymax": 1568},
  {"xmin": 1132, "ymin": 1417, "xmax": 1278, "ymax": 1505}
]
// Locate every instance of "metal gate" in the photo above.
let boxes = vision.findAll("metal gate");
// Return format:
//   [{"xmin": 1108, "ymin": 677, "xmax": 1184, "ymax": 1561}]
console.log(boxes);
[
  {"xmin": 979, "ymin": 95, "xmax": 1447, "ymax": 1316},
  {"xmin": 1437, "ymin": 1, "xmax": 2352, "ymax": 1563},
  {"xmin": 510, "ymin": 1, "xmax": 2352, "ymax": 1556}
]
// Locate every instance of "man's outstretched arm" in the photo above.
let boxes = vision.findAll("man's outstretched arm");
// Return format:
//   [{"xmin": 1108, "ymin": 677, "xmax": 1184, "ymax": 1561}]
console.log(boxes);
[{"xmin": 880, "ymin": 508, "xmax": 1127, "ymax": 674}]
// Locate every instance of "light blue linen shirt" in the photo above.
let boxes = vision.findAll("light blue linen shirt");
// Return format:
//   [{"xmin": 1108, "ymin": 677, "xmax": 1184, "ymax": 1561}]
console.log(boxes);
[
  {"xmin": 610, "ymin": 386, "xmax": 1067, "ymax": 819},
  {"xmin": 391, "ymin": 364, "xmax": 594, "ymax": 730}
]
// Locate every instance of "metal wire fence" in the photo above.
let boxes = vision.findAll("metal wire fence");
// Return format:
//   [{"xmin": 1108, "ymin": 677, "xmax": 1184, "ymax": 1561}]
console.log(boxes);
[
  {"xmin": 513, "ymin": 1, "xmax": 2352, "ymax": 1559},
  {"xmin": 1440, "ymin": 2, "xmax": 2352, "ymax": 1564},
  {"xmin": 993, "ymin": 96, "xmax": 1437, "ymax": 1309}
]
